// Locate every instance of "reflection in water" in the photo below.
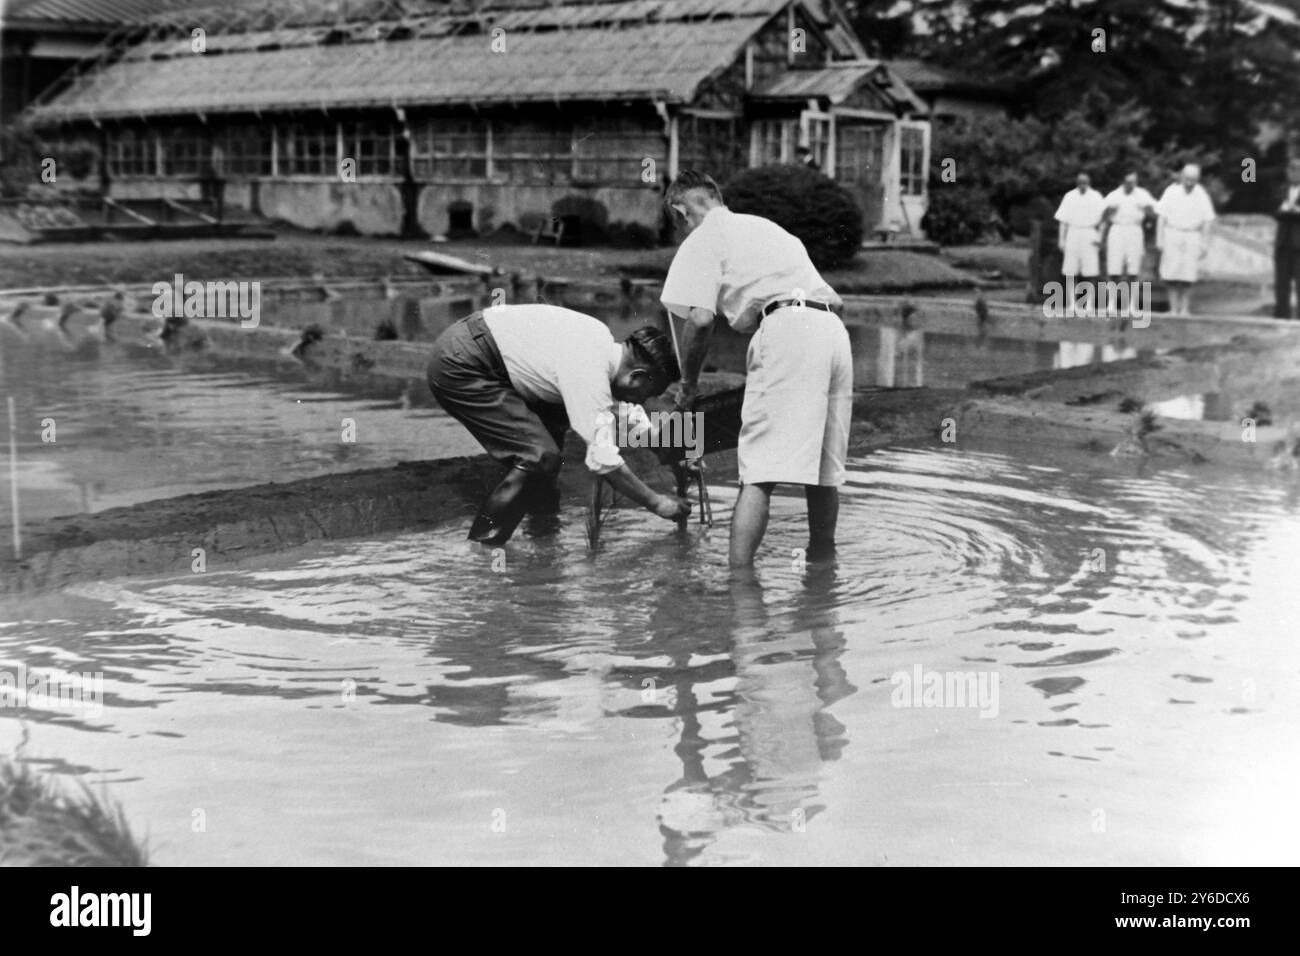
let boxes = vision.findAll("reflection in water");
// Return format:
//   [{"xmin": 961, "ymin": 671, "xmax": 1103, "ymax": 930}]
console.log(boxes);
[
  {"xmin": 2, "ymin": 444, "xmax": 1299, "ymax": 865},
  {"xmin": 1054, "ymin": 341, "xmax": 1139, "ymax": 369},
  {"xmin": 653, "ymin": 567, "xmax": 854, "ymax": 866},
  {"xmin": 0, "ymin": 339, "xmax": 482, "ymax": 525}
]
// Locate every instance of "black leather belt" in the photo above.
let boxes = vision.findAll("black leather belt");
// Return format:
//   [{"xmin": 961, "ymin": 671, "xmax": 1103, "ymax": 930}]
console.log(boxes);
[{"xmin": 760, "ymin": 298, "xmax": 837, "ymax": 320}]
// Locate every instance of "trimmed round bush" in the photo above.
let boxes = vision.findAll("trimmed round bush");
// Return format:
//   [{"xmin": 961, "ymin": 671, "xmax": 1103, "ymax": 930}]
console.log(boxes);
[
  {"xmin": 920, "ymin": 187, "xmax": 997, "ymax": 246},
  {"xmin": 722, "ymin": 164, "xmax": 863, "ymax": 269},
  {"xmin": 1005, "ymin": 196, "xmax": 1054, "ymax": 240},
  {"xmin": 552, "ymin": 194, "xmax": 610, "ymax": 246}
]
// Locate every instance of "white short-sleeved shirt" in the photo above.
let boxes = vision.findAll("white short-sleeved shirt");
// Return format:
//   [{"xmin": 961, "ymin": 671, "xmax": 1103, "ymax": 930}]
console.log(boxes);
[
  {"xmin": 1156, "ymin": 183, "xmax": 1216, "ymax": 230},
  {"xmin": 660, "ymin": 206, "xmax": 839, "ymax": 334},
  {"xmin": 483, "ymin": 304, "xmax": 624, "ymax": 474},
  {"xmin": 1054, "ymin": 188, "xmax": 1107, "ymax": 229},
  {"xmin": 1103, "ymin": 186, "xmax": 1157, "ymax": 226}
]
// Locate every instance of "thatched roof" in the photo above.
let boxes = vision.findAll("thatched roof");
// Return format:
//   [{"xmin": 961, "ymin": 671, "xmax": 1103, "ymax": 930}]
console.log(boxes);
[
  {"xmin": 753, "ymin": 61, "xmax": 926, "ymax": 115},
  {"xmin": 29, "ymin": 0, "xmax": 828, "ymax": 121},
  {"xmin": 1, "ymin": 0, "xmax": 268, "ymax": 29},
  {"xmin": 3, "ymin": 0, "xmax": 180, "ymax": 27}
]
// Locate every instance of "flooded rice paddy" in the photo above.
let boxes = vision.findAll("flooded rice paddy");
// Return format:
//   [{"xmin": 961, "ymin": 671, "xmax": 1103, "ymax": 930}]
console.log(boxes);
[
  {"xmin": 3, "ymin": 288, "xmax": 1147, "ymax": 525},
  {"xmin": 2, "ymin": 442, "xmax": 1297, "ymax": 866}
]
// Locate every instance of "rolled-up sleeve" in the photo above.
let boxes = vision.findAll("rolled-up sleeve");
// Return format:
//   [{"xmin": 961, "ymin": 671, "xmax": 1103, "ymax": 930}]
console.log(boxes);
[
  {"xmin": 661, "ymin": 229, "xmax": 722, "ymax": 320},
  {"xmin": 556, "ymin": 362, "xmax": 624, "ymax": 475}
]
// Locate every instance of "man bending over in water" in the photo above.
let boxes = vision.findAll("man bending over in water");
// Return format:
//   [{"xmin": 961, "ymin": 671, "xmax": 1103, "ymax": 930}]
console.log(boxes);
[{"xmin": 428, "ymin": 303, "xmax": 690, "ymax": 544}]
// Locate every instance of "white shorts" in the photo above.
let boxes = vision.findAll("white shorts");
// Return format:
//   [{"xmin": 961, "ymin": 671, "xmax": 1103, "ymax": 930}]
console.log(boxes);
[
  {"xmin": 1106, "ymin": 224, "xmax": 1145, "ymax": 275},
  {"xmin": 1062, "ymin": 226, "xmax": 1100, "ymax": 277},
  {"xmin": 1160, "ymin": 229, "xmax": 1202, "ymax": 283},
  {"xmin": 738, "ymin": 307, "xmax": 853, "ymax": 487}
]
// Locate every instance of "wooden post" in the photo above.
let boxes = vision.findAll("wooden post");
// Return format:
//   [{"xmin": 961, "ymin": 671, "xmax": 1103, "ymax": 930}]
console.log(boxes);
[
  {"xmin": 666, "ymin": 114, "xmax": 679, "ymax": 181},
  {"xmin": 7, "ymin": 396, "xmax": 20, "ymax": 560},
  {"xmin": 1027, "ymin": 220, "xmax": 1041, "ymax": 304}
]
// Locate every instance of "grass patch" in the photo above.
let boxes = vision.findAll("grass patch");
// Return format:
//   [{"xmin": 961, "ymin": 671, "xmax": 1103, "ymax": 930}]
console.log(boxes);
[{"xmin": 0, "ymin": 734, "xmax": 147, "ymax": 867}]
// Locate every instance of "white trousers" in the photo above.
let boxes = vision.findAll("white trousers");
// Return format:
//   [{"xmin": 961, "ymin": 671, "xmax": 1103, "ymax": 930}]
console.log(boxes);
[
  {"xmin": 1062, "ymin": 226, "xmax": 1100, "ymax": 277},
  {"xmin": 739, "ymin": 307, "xmax": 853, "ymax": 487},
  {"xmin": 1160, "ymin": 229, "xmax": 1203, "ymax": 283},
  {"xmin": 1106, "ymin": 223, "xmax": 1145, "ymax": 275}
]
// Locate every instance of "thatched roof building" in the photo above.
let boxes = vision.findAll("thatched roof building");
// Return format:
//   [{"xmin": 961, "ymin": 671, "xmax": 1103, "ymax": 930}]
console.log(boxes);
[{"xmin": 22, "ymin": 0, "xmax": 933, "ymax": 239}]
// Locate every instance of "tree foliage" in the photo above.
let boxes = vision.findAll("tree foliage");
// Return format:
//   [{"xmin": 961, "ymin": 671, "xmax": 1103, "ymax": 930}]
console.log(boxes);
[
  {"xmin": 843, "ymin": 0, "xmax": 1300, "ymax": 177},
  {"xmin": 926, "ymin": 93, "xmax": 1206, "ymax": 240}
]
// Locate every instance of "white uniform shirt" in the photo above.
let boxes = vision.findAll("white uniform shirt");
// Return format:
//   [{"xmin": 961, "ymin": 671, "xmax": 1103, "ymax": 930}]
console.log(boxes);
[
  {"xmin": 1284, "ymin": 185, "xmax": 1300, "ymax": 210},
  {"xmin": 1103, "ymin": 186, "xmax": 1156, "ymax": 225},
  {"xmin": 1054, "ymin": 188, "xmax": 1107, "ymax": 229},
  {"xmin": 660, "ymin": 206, "xmax": 839, "ymax": 334},
  {"xmin": 482, "ymin": 304, "xmax": 624, "ymax": 475},
  {"xmin": 1156, "ymin": 183, "xmax": 1216, "ymax": 230}
]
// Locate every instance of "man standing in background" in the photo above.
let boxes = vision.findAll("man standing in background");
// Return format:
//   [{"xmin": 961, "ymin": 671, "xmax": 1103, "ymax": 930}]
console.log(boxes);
[
  {"xmin": 1273, "ymin": 157, "xmax": 1300, "ymax": 319},
  {"xmin": 1156, "ymin": 163, "xmax": 1216, "ymax": 317},
  {"xmin": 1054, "ymin": 172, "xmax": 1107, "ymax": 312},
  {"xmin": 1100, "ymin": 172, "xmax": 1157, "ymax": 315}
]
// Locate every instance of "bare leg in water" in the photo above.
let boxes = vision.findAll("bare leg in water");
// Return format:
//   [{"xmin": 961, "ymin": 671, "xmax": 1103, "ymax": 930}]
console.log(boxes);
[{"xmin": 729, "ymin": 482, "xmax": 839, "ymax": 568}]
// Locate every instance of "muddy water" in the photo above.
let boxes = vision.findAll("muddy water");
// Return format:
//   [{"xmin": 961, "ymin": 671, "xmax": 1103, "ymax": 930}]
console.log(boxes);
[
  {"xmin": 2, "ymin": 441, "xmax": 1297, "ymax": 866},
  {"xmin": 1, "ymin": 290, "xmax": 1129, "ymax": 525},
  {"xmin": 0, "ymin": 340, "xmax": 481, "ymax": 525},
  {"xmin": 270, "ymin": 287, "xmax": 1127, "ymax": 389}
]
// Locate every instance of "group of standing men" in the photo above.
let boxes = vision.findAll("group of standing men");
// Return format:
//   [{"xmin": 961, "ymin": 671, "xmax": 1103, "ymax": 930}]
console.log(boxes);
[
  {"xmin": 1053, "ymin": 163, "xmax": 1216, "ymax": 316},
  {"xmin": 1056, "ymin": 158, "xmax": 1300, "ymax": 319}
]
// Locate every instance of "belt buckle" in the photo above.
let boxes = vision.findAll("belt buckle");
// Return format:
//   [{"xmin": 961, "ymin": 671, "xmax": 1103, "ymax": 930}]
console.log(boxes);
[{"xmin": 764, "ymin": 297, "xmax": 798, "ymax": 318}]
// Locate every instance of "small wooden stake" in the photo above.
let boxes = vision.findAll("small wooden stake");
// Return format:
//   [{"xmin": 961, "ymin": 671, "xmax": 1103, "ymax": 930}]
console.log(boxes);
[{"xmin": 7, "ymin": 395, "xmax": 20, "ymax": 560}]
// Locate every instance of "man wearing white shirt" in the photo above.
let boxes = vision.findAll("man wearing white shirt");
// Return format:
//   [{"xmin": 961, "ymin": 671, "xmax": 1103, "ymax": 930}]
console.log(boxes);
[
  {"xmin": 1101, "ymin": 173, "xmax": 1156, "ymax": 277},
  {"xmin": 1273, "ymin": 157, "xmax": 1300, "ymax": 319},
  {"xmin": 1054, "ymin": 173, "xmax": 1107, "ymax": 306},
  {"xmin": 428, "ymin": 304, "xmax": 688, "ymax": 544},
  {"xmin": 1156, "ymin": 163, "xmax": 1216, "ymax": 316},
  {"xmin": 660, "ymin": 170, "xmax": 852, "ymax": 569}
]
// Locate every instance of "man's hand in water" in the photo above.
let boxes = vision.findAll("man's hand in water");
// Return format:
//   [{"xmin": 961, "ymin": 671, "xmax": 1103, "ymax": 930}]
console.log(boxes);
[
  {"xmin": 674, "ymin": 381, "xmax": 698, "ymax": 413},
  {"xmin": 651, "ymin": 495, "xmax": 691, "ymax": 520}
]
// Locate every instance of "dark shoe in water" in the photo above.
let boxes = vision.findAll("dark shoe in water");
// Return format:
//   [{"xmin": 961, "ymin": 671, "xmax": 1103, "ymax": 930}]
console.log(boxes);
[
  {"xmin": 467, "ymin": 465, "xmax": 537, "ymax": 545},
  {"xmin": 468, "ymin": 514, "xmax": 513, "ymax": 546},
  {"xmin": 522, "ymin": 512, "xmax": 562, "ymax": 538}
]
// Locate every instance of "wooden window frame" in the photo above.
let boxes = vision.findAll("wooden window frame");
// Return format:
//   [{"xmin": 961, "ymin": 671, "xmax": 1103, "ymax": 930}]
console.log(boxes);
[
  {"xmin": 217, "ymin": 125, "xmax": 273, "ymax": 177},
  {"xmin": 341, "ymin": 119, "xmax": 398, "ymax": 178},
  {"xmin": 108, "ymin": 129, "xmax": 156, "ymax": 178},
  {"xmin": 276, "ymin": 121, "xmax": 339, "ymax": 178},
  {"xmin": 899, "ymin": 124, "xmax": 928, "ymax": 197},
  {"xmin": 410, "ymin": 118, "xmax": 489, "ymax": 182}
]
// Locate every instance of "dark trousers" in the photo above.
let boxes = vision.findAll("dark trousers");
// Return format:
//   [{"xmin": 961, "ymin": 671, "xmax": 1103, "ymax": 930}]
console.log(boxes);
[
  {"xmin": 427, "ymin": 312, "xmax": 570, "ymax": 476},
  {"xmin": 1276, "ymin": 247, "xmax": 1300, "ymax": 319}
]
